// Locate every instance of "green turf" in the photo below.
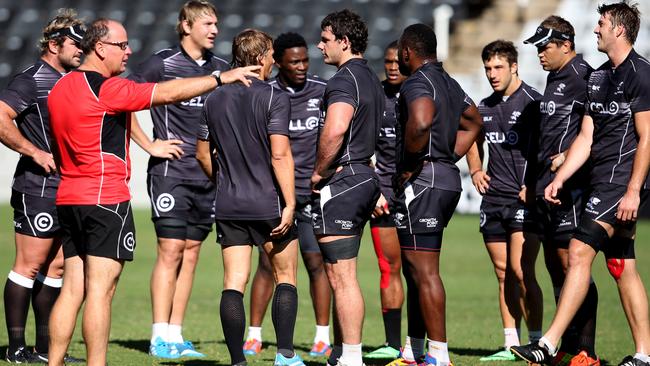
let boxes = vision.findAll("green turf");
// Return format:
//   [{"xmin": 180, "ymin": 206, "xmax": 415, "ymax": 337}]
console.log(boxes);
[{"xmin": 1, "ymin": 204, "xmax": 648, "ymax": 365}]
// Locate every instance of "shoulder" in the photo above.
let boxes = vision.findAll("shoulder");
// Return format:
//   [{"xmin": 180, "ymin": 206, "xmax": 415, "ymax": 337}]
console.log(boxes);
[
  {"xmin": 521, "ymin": 82, "xmax": 542, "ymax": 101},
  {"xmin": 209, "ymin": 54, "xmax": 230, "ymax": 70}
]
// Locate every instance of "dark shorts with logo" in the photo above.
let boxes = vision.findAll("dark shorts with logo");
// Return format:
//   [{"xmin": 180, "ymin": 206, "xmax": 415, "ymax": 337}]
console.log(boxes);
[
  {"xmin": 312, "ymin": 171, "xmax": 380, "ymax": 236},
  {"xmin": 534, "ymin": 189, "xmax": 583, "ymax": 247},
  {"xmin": 57, "ymin": 201, "xmax": 136, "ymax": 261},
  {"xmin": 479, "ymin": 199, "xmax": 531, "ymax": 243},
  {"xmin": 11, "ymin": 190, "xmax": 60, "ymax": 238},
  {"xmin": 216, "ymin": 218, "xmax": 297, "ymax": 247},
  {"xmin": 295, "ymin": 194, "xmax": 319, "ymax": 253},
  {"xmin": 582, "ymin": 183, "xmax": 648, "ymax": 228},
  {"xmin": 392, "ymin": 183, "xmax": 460, "ymax": 236},
  {"xmin": 147, "ymin": 174, "xmax": 215, "ymax": 225}
]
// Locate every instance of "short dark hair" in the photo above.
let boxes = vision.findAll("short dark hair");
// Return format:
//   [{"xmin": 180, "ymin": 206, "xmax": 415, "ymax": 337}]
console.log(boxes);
[
  {"xmin": 81, "ymin": 18, "xmax": 110, "ymax": 55},
  {"xmin": 320, "ymin": 9, "xmax": 368, "ymax": 55},
  {"xmin": 540, "ymin": 15, "xmax": 575, "ymax": 50},
  {"xmin": 482, "ymin": 40, "xmax": 518, "ymax": 65},
  {"xmin": 399, "ymin": 24, "xmax": 437, "ymax": 58},
  {"xmin": 598, "ymin": 1, "xmax": 640, "ymax": 45},
  {"xmin": 231, "ymin": 28, "xmax": 273, "ymax": 68},
  {"xmin": 273, "ymin": 32, "xmax": 307, "ymax": 63},
  {"xmin": 385, "ymin": 40, "xmax": 398, "ymax": 53}
]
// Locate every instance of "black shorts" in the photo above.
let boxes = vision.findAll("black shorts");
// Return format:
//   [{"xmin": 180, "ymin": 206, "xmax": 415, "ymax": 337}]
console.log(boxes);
[
  {"xmin": 582, "ymin": 183, "xmax": 649, "ymax": 229},
  {"xmin": 216, "ymin": 218, "xmax": 297, "ymax": 247},
  {"xmin": 533, "ymin": 189, "xmax": 583, "ymax": 244},
  {"xmin": 392, "ymin": 183, "xmax": 460, "ymax": 235},
  {"xmin": 295, "ymin": 195, "xmax": 319, "ymax": 253},
  {"xmin": 147, "ymin": 175, "xmax": 215, "ymax": 226},
  {"xmin": 312, "ymin": 172, "xmax": 380, "ymax": 236},
  {"xmin": 57, "ymin": 201, "xmax": 136, "ymax": 261},
  {"xmin": 479, "ymin": 199, "xmax": 530, "ymax": 243},
  {"xmin": 11, "ymin": 190, "xmax": 60, "ymax": 238}
]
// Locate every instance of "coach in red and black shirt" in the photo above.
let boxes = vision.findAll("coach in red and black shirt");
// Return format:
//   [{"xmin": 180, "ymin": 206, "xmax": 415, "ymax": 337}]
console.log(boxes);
[{"xmin": 46, "ymin": 18, "xmax": 258, "ymax": 366}]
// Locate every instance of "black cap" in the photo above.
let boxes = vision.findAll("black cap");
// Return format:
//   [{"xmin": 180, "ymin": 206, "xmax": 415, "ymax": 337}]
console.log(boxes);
[
  {"xmin": 45, "ymin": 24, "xmax": 85, "ymax": 43},
  {"xmin": 524, "ymin": 26, "xmax": 573, "ymax": 47}
]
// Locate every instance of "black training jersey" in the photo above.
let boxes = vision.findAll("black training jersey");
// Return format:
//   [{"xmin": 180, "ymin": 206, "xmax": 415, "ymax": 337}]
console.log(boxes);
[
  {"xmin": 319, "ymin": 58, "xmax": 384, "ymax": 171},
  {"xmin": 269, "ymin": 74, "xmax": 326, "ymax": 196},
  {"xmin": 129, "ymin": 45, "xmax": 229, "ymax": 180},
  {"xmin": 0, "ymin": 60, "xmax": 62, "ymax": 198},
  {"xmin": 479, "ymin": 82, "xmax": 541, "ymax": 203},
  {"xmin": 396, "ymin": 62, "xmax": 473, "ymax": 192},
  {"xmin": 198, "ymin": 78, "xmax": 291, "ymax": 220},
  {"xmin": 537, "ymin": 54, "xmax": 592, "ymax": 195},
  {"xmin": 586, "ymin": 49, "xmax": 650, "ymax": 188},
  {"xmin": 375, "ymin": 80, "xmax": 400, "ymax": 199}
]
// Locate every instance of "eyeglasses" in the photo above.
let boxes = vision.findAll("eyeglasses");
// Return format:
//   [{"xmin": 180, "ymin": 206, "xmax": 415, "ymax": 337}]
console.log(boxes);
[{"xmin": 102, "ymin": 40, "xmax": 129, "ymax": 50}]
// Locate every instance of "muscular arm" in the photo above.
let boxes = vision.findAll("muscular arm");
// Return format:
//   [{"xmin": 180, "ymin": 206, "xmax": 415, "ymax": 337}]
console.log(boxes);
[
  {"xmin": 311, "ymin": 102, "xmax": 354, "ymax": 184},
  {"xmin": 545, "ymin": 115, "xmax": 594, "ymax": 204},
  {"xmin": 130, "ymin": 113, "xmax": 183, "ymax": 159},
  {"xmin": 0, "ymin": 100, "xmax": 56, "ymax": 173},
  {"xmin": 617, "ymin": 110, "xmax": 650, "ymax": 221},
  {"xmin": 151, "ymin": 66, "xmax": 260, "ymax": 106},
  {"xmin": 196, "ymin": 139, "xmax": 213, "ymax": 182},
  {"xmin": 466, "ymin": 141, "xmax": 490, "ymax": 194},
  {"xmin": 455, "ymin": 103, "xmax": 483, "ymax": 159},
  {"xmin": 270, "ymin": 134, "xmax": 295, "ymax": 237}
]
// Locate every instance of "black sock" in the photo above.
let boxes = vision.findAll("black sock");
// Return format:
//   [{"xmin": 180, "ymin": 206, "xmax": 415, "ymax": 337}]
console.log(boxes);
[
  {"xmin": 4, "ymin": 275, "xmax": 33, "ymax": 353},
  {"xmin": 32, "ymin": 277, "xmax": 61, "ymax": 353},
  {"xmin": 383, "ymin": 308, "xmax": 402, "ymax": 350},
  {"xmin": 328, "ymin": 306, "xmax": 342, "ymax": 366},
  {"xmin": 272, "ymin": 283, "xmax": 297, "ymax": 358},
  {"xmin": 220, "ymin": 289, "xmax": 246, "ymax": 365},
  {"xmin": 403, "ymin": 262, "xmax": 426, "ymax": 339},
  {"xmin": 327, "ymin": 344, "xmax": 342, "ymax": 366},
  {"xmin": 575, "ymin": 282, "xmax": 598, "ymax": 358}
]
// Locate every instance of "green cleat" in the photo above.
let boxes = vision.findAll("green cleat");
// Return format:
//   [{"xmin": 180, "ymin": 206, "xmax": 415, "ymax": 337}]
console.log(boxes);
[{"xmin": 479, "ymin": 349, "xmax": 517, "ymax": 362}]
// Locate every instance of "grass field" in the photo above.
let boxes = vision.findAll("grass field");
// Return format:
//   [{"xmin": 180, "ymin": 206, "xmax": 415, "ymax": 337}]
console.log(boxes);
[{"xmin": 1, "ymin": 204, "xmax": 649, "ymax": 365}]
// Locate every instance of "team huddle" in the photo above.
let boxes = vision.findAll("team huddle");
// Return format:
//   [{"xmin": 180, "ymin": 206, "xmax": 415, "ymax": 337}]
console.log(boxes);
[{"xmin": 0, "ymin": 1, "xmax": 648, "ymax": 366}]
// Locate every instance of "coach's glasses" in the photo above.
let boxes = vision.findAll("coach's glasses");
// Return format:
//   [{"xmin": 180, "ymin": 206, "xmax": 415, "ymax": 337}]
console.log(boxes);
[{"xmin": 102, "ymin": 40, "xmax": 129, "ymax": 50}]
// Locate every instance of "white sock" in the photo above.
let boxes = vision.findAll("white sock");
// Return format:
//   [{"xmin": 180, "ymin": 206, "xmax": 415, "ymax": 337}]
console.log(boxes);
[
  {"xmin": 504, "ymin": 328, "xmax": 520, "ymax": 349},
  {"xmin": 8, "ymin": 271, "xmax": 34, "ymax": 288},
  {"xmin": 151, "ymin": 323, "xmax": 169, "ymax": 344},
  {"xmin": 35, "ymin": 273, "xmax": 63, "ymax": 288},
  {"xmin": 247, "ymin": 326, "xmax": 262, "ymax": 341},
  {"xmin": 168, "ymin": 324, "xmax": 183, "ymax": 344},
  {"xmin": 538, "ymin": 337, "xmax": 557, "ymax": 356},
  {"xmin": 314, "ymin": 325, "xmax": 330, "ymax": 344},
  {"xmin": 402, "ymin": 336, "xmax": 425, "ymax": 361},
  {"xmin": 427, "ymin": 339, "xmax": 450, "ymax": 365},
  {"xmin": 340, "ymin": 343, "xmax": 363, "ymax": 366},
  {"xmin": 528, "ymin": 330, "xmax": 542, "ymax": 344},
  {"xmin": 634, "ymin": 353, "xmax": 650, "ymax": 363}
]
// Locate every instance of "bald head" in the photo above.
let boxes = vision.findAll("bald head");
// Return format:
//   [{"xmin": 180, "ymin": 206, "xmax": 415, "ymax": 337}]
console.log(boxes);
[{"xmin": 81, "ymin": 18, "xmax": 131, "ymax": 76}]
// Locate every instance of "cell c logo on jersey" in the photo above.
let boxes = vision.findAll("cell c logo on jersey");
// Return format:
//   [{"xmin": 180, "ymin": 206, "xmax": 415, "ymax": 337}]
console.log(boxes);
[
  {"xmin": 306, "ymin": 116, "xmax": 319, "ymax": 130},
  {"xmin": 156, "ymin": 193, "xmax": 175, "ymax": 213},
  {"xmin": 123, "ymin": 232, "xmax": 135, "ymax": 252},
  {"xmin": 506, "ymin": 131, "xmax": 519, "ymax": 145},
  {"xmin": 589, "ymin": 101, "xmax": 620, "ymax": 115},
  {"xmin": 540, "ymin": 101, "xmax": 556, "ymax": 116},
  {"xmin": 34, "ymin": 213, "xmax": 53, "ymax": 232}
]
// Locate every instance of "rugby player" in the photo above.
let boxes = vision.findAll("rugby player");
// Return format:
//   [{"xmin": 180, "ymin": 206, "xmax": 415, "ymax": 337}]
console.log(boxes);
[
  {"xmin": 465, "ymin": 40, "xmax": 543, "ymax": 362},
  {"xmin": 523, "ymin": 15, "xmax": 600, "ymax": 366},
  {"xmin": 511, "ymin": 3, "xmax": 650, "ymax": 366},
  {"xmin": 129, "ymin": 0, "xmax": 229, "ymax": 358},
  {"xmin": 0, "ymin": 9, "xmax": 84, "ymax": 364},
  {"xmin": 46, "ymin": 18, "xmax": 258, "ymax": 366},
  {"xmin": 196, "ymin": 28, "xmax": 304, "ymax": 366},
  {"xmin": 391, "ymin": 23, "xmax": 482, "ymax": 366},
  {"xmin": 243, "ymin": 32, "xmax": 331, "ymax": 358},
  {"xmin": 311, "ymin": 9, "xmax": 383, "ymax": 366},
  {"xmin": 364, "ymin": 40, "xmax": 406, "ymax": 361}
]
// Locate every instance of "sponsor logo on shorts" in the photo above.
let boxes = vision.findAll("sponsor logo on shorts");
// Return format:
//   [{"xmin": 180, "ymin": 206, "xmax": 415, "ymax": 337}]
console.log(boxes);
[
  {"xmin": 13, "ymin": 221, "xmax": 22, "ymax": 229},
  {"xmin": 302, "ymin": 203, "xmax": 312, "ymax": 217},
  {"xmin": 34, "ymin": 212, "xmax": 53, "ymax": 232},
  {"xmin": 514, "ymin": 209, "xmax": 526, "ymax": 223},
  {"xmin": 156, "ymin": 193, "xmax": 175, "ymax": 213},
  {"xmin": 479, "ymin": 210, "xmax": 486, "ymax": 227},
  {"xmin": 393, "ymin": 212, "xmax": 405, "ymax": 227},
  {"xmin": 123, "ymin": 232, "xmax": 135, "ymax": 252},
  {"xmin": 418, "ymin": 217, "xmax": 438, "ymax": 228},
  {"xmin": 585, "ymin": 197, "xmax": 601, "ymax": 214},
  {"xmin": 334, "ymin": 219, "xmax": 353, "ymax": 230}
]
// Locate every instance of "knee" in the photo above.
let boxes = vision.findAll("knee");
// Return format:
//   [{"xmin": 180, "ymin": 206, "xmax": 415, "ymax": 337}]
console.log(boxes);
[
  {"xmin": 493, "ymin": 265, "xmax": 506, "ymax": 284},
  {"xmin": 304, "ymin": 257, "xmax": 326, "ymax": 280},
  {"xmin": 157, "ymin": 244, "xmax": 184, "ymax": 266},
  {"xmin": 224, "ymin": 271, "xmax": 249, "ymax": 293}
]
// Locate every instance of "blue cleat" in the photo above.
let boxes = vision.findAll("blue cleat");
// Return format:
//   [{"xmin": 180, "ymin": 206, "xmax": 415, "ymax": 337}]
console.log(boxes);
[
  {"xmin": 149, "ymin": 337, "xmax": 180, "ymax": 359},
  {"xmin": 175, "ymin": 341, "xmax": 205, "ymax": 357},
  {"xmin": 274, "ymin": 352, "xmax": 306, "ymax": 366}
]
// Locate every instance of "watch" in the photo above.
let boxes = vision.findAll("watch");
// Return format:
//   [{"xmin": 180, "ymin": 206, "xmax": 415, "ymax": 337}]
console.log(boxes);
[{"xmin": 212, "ymin": 70, "xmax": 223, "ymax": 86}]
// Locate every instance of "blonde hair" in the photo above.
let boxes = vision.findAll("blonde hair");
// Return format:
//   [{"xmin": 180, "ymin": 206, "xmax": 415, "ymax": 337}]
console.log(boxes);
[
  {"xmin": 232, "ymin": 29, "xmax": 273, "ymax": 68},
  {"xmin": 176, "ymin": 0, "xmax": 218, "ymax": 39},
  {"xmin": 39, "ymin": 9, "xmax": 83, "ymax": 54}
]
